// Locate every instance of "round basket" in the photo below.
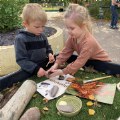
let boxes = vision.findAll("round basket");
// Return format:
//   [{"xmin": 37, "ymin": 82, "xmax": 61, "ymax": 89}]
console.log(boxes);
[{"xmin": 56, "ymin": 95, "xmax": 82, "ymax": 117}]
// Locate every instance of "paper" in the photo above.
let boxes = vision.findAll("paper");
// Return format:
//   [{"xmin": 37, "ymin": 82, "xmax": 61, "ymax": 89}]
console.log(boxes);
[
  {"xmin": 66, "ymin": 83, "xmax": 116, "ymax": 104},
  {"xmin": 37, "ymin": 74, "xmax": 74, "ymax": 100},
  {"xmin": 95, "ymin": 83, "xmax": 116, "ymax": 104}
]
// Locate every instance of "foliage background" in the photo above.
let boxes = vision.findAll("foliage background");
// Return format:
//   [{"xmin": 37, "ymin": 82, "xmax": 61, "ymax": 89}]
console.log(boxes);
[
  {"xmin": 30, "ymin": 0, "xmax": 113, "ymax": 19},
  {"xmin": 0, "ymin": 0, "xmax": 29, "ymax": 32},
  {"xmin": 0, "ymin": 0, "xmax": 120, "ymax": 32}
]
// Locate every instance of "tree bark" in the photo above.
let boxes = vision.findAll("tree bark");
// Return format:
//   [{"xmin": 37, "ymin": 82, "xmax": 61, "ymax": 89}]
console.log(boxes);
[{"xmin": 0, "ymin": 80, "xmax": 37, "ymax": 120}]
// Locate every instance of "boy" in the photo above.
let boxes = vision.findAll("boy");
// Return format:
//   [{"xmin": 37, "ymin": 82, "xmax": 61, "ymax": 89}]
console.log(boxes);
[{"xmin": 0, "ymin": 3, "xmax": 55, "ymax": 91}]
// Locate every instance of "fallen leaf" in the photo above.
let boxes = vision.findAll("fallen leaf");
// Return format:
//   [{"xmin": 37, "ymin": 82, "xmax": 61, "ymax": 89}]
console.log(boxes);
[
  {"xmin": 43, "ymin": 106, "xmax": 49, "ymax": 111},
  {"xmin": 43, "ymin": 98, "xmax": 49, "ymax": 103},
  {"xmin": 88, "ymin": 109, "xmax": 95, "ymax": 115},
  {"xmin": 88, "ymin": 95, "xmax": 95, "ymax": 100},
  {"xmin": 57, "ymin": 111, "xmax": 61, "ymax": 116},
  {"xmin": 86, "ymin": 101, "xmax": 94, "ymax": 106},
  {"xmin": 94, "ymin": 100, "xmax": 101, "ymax": 107},
  {"xmin": 0, "ymin": 93, "xmax": 3, "ymax": 102},
  {"xmin": 32, "ymin": 94, "xmax": 37, "ymax": 98},
  {"xmin": 84, "ymin": 66, "xmax": 98, "ymax": 73},
  {"xmin": 66, "ymin": 77, "xmax": 76, "ymax": 82},
  {"xmin": 75, "ymin": 77, "xmax": 81, "ymax": 81},
  {"xmin": 79, "ymin": 68, "xmax": 84, "ymax": 71},
  {"xmin": 116, "ymin": 74, "xmax": 120, "ymax": 78}
]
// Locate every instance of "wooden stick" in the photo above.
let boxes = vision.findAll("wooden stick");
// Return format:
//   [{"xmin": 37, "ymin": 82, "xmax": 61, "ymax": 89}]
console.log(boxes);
[
  {"xmin": 83, "ymin": 76, "xmax": 112, "ymax": 84},
  {"xmin": 92, "ymin": 76, "xmax": 112, "ymax": 81}
]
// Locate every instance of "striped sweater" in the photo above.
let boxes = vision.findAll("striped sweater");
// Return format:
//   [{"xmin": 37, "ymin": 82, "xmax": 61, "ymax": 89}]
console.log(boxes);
[{"xmin": 14, "ymin": 29, "xmax": 53, "ymax": 74}]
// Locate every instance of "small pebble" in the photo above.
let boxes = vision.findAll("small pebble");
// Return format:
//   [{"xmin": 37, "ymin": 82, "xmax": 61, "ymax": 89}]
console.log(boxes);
[
  {"xmin": 57, "ymin": 105, "xmax": 74, "ymax": 113},
  {"xmin": 58, "ymin": 75, "xmax": 64, "ymax": 80}
]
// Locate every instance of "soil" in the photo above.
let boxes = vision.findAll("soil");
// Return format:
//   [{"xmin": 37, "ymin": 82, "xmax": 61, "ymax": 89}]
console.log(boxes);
[{"xmin": 0, "ymin": 26, "xmax": 57, "ymax": 46}]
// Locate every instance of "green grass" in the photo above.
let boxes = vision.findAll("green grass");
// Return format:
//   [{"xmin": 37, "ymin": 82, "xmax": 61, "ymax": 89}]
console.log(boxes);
[
  {"xmin": 26, "ymin": 70, "xmax": 120, "ymax": 120},
  {"xmin": 43, "ymin": 7, "xmax": 64, "ymax": 11}
]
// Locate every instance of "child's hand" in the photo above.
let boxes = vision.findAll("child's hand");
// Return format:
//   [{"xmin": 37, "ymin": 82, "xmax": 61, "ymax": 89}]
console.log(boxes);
[
  {"xmin": 37, "ymin": 68, "xmax": 46, "ymax": 77},
  {"xmin": 48, "ymin": 53, "xmax": 55, "ymax": 63},
  {"xmin": 48, "ymin": 69, "xmax": 64, "ymax": 78},
  {"xmin": 46, "ymin": 63, "xmax": 59, "ymax": 76}
]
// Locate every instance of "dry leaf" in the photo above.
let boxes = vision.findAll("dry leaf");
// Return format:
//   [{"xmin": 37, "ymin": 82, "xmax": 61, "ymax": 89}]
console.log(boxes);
[
  {"xmin": 88, "ymin": 95, "xmax": 95, "ymax": 100},
  {"xmin": 32, "ymin": 94, "xmax": 37, "ymax": 98},
  {"xmin": 66, "ymin": 77, "xmax": 76, "ymax": 82},
  {"xmin": 43, "ymin": 98, "xmax": 49, "ymax": 103},
  {"xmin": 79, "ymin": 68, "xmax": 84, "ymax": 71},
  {"xmin": 94, "ymin": 100, "xmax": 101, "ymax": 107},
  {"xmin": 116, "ymin": 74, "xmax": 120, "ymax": 78},
  {"xmin": 84, "ymin": 66, "xmax": 98, "ymax": 73},
  {"xmin": 88, "ymin": 109, "xmax": 95, "ymax": 115},
  {"xmin": 86, "ymin": 101, "xmax": 94, "ymax": 106},
  {"xmin": 75, "ymin": 77, "xmax": 81, "ymax": 81},
  {"xmin": 43, "ymin": 107, "xmax": 49, "ymax": 111},
  {"xmin": 0, "ymin": 93, "xmax": 3, "ymax": 102},
  {"xmin": 57, "ymin": 111, "xmax": 61, "ymax": 116}
]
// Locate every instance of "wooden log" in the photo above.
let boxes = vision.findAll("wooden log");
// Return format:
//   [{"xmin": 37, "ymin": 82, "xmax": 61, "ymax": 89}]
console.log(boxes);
[{"xmin": 0, "ymin": 80, "xmax": 37, "ymax": 120}]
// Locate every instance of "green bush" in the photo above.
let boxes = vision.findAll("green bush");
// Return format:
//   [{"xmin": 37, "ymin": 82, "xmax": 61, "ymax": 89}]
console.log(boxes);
[
  {"xmin": 0, "ymin": 0, "xmax": 29, "ymax": 33},
  {"xmin": 88, "ymin": 2, "xmax": 99, "ymax": 19},
  {"xmin": 88, "ymin": 0, "xmax": 111, "ymax": 20}
]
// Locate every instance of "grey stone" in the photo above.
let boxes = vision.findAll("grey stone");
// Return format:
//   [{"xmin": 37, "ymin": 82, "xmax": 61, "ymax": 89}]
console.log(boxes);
[
  {"xmin": 57, "ymin": 105, "xmax": 74, "ymax": 113},
  {"xmin": 20, "ymin": 107, "xmax": 40, "ymax": 120}
]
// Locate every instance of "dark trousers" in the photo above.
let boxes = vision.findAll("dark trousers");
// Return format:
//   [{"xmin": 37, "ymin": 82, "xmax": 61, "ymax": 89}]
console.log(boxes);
[
  {"xmin": 0, "ymin": 57, "xmax": 54, "ymax": 91},
  {"xmin": 67, "ymin": 55, "xmax": 120, "ymax": 75},
  {"xmin": 0, "ymin": 70, "xmax": 33, "ymax": 91},
  {"xmin": 110, "ymin": 5, "xmax": 118, "ymax": 27},
  {"xmin": 0, "ymin": 54, "xmax": 120, "ymax": 91}
]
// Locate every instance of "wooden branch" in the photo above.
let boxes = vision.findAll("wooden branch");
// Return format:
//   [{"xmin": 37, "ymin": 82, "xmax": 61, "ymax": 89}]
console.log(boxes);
[{"xmin": 0, "ymin": 80, "xmax": 37, "ymax": 120}]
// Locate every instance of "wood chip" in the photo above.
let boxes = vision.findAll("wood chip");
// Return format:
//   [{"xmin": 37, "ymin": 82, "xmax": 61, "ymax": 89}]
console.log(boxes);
[
  {"xmin": 43, "ymin": 98, "xmax": 49, "ymax": 103},
  {"xmin": 43, "ymin": 107, "xmax": 49, "ymax": 111}
]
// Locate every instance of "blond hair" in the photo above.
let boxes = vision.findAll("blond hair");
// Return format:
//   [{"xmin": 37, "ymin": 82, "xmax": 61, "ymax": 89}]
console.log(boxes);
[
  {"xmin": 20, "ymin": 3, "xmax": 47, "ymax": 24},
  {"xmin": 64, "ymin": 4, "xmax": 92, "ymax": 33}
]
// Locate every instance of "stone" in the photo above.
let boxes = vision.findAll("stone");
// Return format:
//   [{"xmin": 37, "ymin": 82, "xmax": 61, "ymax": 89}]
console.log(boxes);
[
  {"xmin": 20, "ymin": 107, "xmax": 40, "ymax": 120},
  {"xmin": 57, "ymin": 105, "xmax": 74, "ymax": 113}
]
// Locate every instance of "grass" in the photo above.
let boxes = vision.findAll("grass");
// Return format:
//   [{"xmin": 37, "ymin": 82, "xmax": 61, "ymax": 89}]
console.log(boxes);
[
  {"xmin": 43, "ymin": 7, "xmax": 64, "ymax": 11},
  {"xmin": 25, "ymin": 70, "xmax": 120, "ymax": 120}
]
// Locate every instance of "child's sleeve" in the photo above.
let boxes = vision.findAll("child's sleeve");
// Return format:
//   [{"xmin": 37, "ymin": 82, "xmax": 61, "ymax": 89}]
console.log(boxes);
[{"xmin": 42, "ymin": 34, "xmax": 53, "ymax": 55}]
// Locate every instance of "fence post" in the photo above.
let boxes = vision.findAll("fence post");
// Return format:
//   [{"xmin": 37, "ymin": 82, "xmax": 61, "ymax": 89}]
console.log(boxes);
[
  {"xmin": 98, "ymin": 0, "xmax": 104, "ymax": 25},
  {"xmin": 99, "ymin": 7, "xmax": 104, "ymax": 19}
]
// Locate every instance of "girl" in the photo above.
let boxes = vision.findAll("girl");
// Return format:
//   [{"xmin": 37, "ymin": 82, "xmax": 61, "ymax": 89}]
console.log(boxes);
[{"xmin": 47, "ymin": 3, "xmax": 120, "ymax": 77}]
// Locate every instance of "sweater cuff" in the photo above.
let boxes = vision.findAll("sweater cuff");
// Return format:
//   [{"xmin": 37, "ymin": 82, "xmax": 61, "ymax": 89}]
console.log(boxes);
[
  {"xmin": 47, "ymin": 50, "xmax": 53, "ymax": 56},
  {"xmin": 62, "ymin": 67, "xmax": 76, "ymax": 75},
  {"xmin": 62, "ymin": 68, "xmax": 69, "ymax": 75}
]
